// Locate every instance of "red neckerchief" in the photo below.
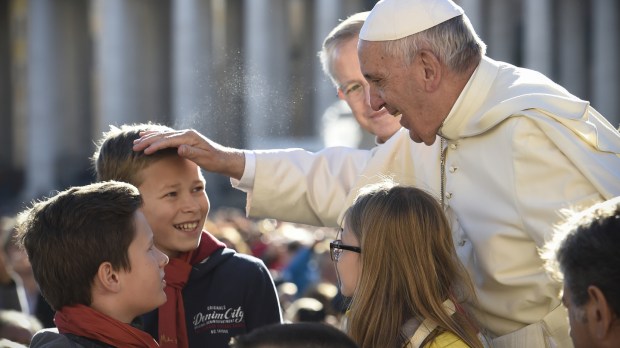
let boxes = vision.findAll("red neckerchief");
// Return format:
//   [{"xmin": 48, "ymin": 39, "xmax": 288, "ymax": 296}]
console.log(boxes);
[
  {"xmin": 158, "ymin": 231, "xmax": 225, "ymax": 348},
  {"xmin": 55, "ymin": 304, "xmax": 159, "ymax": 348}
]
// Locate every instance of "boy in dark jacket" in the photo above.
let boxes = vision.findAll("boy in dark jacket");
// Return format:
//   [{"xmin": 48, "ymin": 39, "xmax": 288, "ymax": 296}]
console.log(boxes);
[
  {"xmin": 93, "ymin": 124, "xmax": 282, "ymax": 348},
  {"xmin": 16, "ymin": 181, "xmax": 169, "ymax": 347}
]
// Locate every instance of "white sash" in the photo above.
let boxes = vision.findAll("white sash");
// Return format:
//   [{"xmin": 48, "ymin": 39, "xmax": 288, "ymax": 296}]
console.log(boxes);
[{"xmin": 406, "ymin": 299, "xmax": 457, "ymax": 348}]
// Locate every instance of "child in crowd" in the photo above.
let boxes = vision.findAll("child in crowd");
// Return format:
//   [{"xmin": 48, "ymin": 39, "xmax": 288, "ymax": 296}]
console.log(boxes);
[
  {"xmin": 1, "ymin": 217, "xmax": 55, "ymax": 328},
  {"xmin": 0, "ymin": 217, "xmax": 27, "ymax": 313},
  {"xmin": 93, "ymin": 124, "xmax": 281, "ymax": 348},
  {"xmin": 331, "ymin": 181, "xmax": 483, "ymax": 347},
  {"xmin": 15, "ymin": 181, "xmax": 168, "ymax": 347}
]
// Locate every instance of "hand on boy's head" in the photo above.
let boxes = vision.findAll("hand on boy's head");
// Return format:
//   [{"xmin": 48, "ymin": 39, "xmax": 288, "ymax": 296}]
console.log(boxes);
[
  {"xmin": 133, "ymin": 129, "xmax": 246, "ymax": 180},
  {"xmin": 132, "ymin": 129, "xmax": 186, "ymax": 155}
]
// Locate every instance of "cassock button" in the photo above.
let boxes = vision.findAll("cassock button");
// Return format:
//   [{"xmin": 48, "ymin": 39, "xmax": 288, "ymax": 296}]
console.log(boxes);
[
  {"xmin": 449, "ymin": 143, "xmax": 457, "ymax": 150},
  {"xmin": 449, "ymin": 166, "xmax": 457, "ymax": 173},
  {"xmin": 446, "ymin": 192, "xmax": 453, "ymax": 199}
]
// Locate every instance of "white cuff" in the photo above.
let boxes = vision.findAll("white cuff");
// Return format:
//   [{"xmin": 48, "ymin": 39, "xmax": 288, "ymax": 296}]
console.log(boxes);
[{"xmin": 230, "ymin": 151, "xmax": 256, "ymax": 193}]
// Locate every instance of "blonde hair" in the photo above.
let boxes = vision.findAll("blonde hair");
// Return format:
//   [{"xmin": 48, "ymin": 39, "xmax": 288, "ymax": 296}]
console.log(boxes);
[
  {"xmin": 344, "ymin": 182, "xmax": 481, "ymax": 348},
  {"xmin": 92, "ymin": 123, "xmax": 177, "ymax": 186}
]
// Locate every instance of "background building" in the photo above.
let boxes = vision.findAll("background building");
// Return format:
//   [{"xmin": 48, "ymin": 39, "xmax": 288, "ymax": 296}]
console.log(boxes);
[{"xmin": 0, "ymin": 0, "xmax": 618, "ymax": 215}]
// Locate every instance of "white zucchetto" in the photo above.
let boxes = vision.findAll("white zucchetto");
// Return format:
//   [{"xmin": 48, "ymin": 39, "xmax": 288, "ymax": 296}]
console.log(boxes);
[{"xmin": 360, "ymin": 0, "xmax": 464, "ymax": 41}]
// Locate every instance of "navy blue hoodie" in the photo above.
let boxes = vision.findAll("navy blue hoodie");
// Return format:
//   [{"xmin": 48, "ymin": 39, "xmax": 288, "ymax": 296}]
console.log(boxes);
[{"xmin": 141, "ymin": 247, "xmax": 282, "ymax": 347}]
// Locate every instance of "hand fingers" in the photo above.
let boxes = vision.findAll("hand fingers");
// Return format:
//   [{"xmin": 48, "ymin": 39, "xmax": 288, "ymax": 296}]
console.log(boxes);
[
  {"xmin": 132, "ymin": 132, "xmax": 168, "ymax": 151},
  {"xmin": 177, "ymin": 144, "xmax": 193, "ymax": 158},
  {"xmin": 133, "ymin": 130, "xmax": 189, "ymax": 154},
  {"xmin": 176, "ymin": 144, "xmax": 215, "ymax": 171},
  {"xmin": 138, "ymin": 130, "xmax": 161, "ymax": 137}
]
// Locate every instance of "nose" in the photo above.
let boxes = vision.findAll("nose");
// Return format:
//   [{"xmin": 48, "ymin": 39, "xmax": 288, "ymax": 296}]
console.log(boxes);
[
  {"xmin": 180, "ymin": 193, "xmax": 201, "ymax": 213},
  {"xmin": 368, "ymin": 86, "xmax": 385, "ymax": 111},
  {"xmin": 156, "ymin": 247, "xmax": 169, "ymax": 267}
]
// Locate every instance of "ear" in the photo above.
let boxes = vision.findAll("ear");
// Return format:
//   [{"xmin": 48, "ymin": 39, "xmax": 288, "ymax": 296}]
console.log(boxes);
[
  {"xmin": 585, "ymin": 285, "xmax": 613, "ymax": 340},
  {"xmin": 337, "ymin": 88, "xmax": 346, "ymax": 100},
  {"xmin": 417, "ymin": 50, "xmax": 442, "ymax": 93},
  {"xmin": 95, "ymin": 261, "xmax": 121, "ymax": 293}
]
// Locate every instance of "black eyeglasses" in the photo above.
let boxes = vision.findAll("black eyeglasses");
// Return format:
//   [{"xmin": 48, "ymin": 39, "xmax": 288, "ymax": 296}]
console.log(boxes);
[{"xmin": 329, "ymin": 240, "xmax": 361, "ymax": 262}]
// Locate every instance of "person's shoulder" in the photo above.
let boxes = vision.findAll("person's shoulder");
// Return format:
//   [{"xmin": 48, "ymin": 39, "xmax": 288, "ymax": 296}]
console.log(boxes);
[
  {"xmin": 217, "ymin": 250, "xmax": 275, "ymax": 284},
  {"xmin": 63, "ymin": 334, "xmax": 114, "ymax": 348},
  {"xmin": 30, "ymin": 329, "xmax": 112, "ymax": 348},
  {"xmin": 222, "ymin": 249, "xmax": 268, "ymax": 269},
  {"xmin": 30, "ymin": 329, "xmax": 72, "ymax": 347},
  {"xmin": 424, "ymin": 331, "xmax": 471, "ymax": 348},
  {"xmin": 200, "ymin": 247, "xmax": 268, "ymax": 274}
]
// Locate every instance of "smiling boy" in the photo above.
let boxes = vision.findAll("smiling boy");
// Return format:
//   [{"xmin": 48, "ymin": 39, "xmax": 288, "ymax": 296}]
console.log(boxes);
[
  {"xmin": 16, "ymin": 181, "xmax": 169, "ymax": 347},
  {"xmin": 93, "ymin": 124, "xmax": 281, "ymax": 348}
]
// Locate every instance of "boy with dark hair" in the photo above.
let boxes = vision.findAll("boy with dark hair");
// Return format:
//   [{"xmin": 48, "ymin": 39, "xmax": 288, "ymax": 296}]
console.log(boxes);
[
  {"xmin": 542, "ymin": 197, "xmax": 620, "ymax": 348},
  {"xmin": 15, "ymin": 181, "xmax": 169, "ymax": 347},
  {"xmin": 93, "ymin": 124, "xmax": 281, "ymax": 348}
]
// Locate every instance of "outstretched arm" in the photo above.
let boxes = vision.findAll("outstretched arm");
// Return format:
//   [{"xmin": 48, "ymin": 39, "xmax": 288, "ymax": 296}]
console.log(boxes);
[{"xmin": 132, "ymin": 129, "xmax": 246, "ymax": 180}]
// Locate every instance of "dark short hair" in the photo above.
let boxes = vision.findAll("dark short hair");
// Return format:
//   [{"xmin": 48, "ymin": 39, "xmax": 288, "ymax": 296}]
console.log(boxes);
[
  {"xmin": 546, "ymin": 197, "xmax": 620, "ymax": 314},
  {"xmin": 229, "ymin": 322, "xmax": 358, "ymax": 348},
  {"xmin": 15, "ymin": 181, "xmax": 143, "ymax": 310},
  {"xmin": 92, "ymin": 123, "xmax": 177, "ymax": 186}
]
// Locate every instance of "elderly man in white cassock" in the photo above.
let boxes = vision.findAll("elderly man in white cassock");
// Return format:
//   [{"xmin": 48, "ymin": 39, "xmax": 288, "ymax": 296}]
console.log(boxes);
[{"xmin": 357, "ymin": 0, "xmax": 620, "ymax": 347}]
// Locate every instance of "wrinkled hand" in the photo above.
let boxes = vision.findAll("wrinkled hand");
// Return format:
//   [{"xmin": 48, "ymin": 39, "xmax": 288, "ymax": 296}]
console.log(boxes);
[{"xmin": 132, "ymin": 129, "xmax": 245, "ymax": 180}]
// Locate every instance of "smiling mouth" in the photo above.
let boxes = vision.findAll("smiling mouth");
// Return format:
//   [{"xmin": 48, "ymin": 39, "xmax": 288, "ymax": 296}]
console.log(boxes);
[{"xmin": 174, "ymin": 222, "xmax": 199, "ymax": 232}]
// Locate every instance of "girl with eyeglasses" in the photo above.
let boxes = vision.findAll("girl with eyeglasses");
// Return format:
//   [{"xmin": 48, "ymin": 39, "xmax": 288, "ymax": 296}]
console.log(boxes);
[{"xmin": 331, "ymin": 181, "xmax": 483, "ymax": 348}]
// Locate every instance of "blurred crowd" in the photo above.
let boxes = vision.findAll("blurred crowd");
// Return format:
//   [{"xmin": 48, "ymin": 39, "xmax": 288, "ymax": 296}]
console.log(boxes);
[{"xmin": 206, "ymin": 208, "xmax": 347, "ymax": 327}]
